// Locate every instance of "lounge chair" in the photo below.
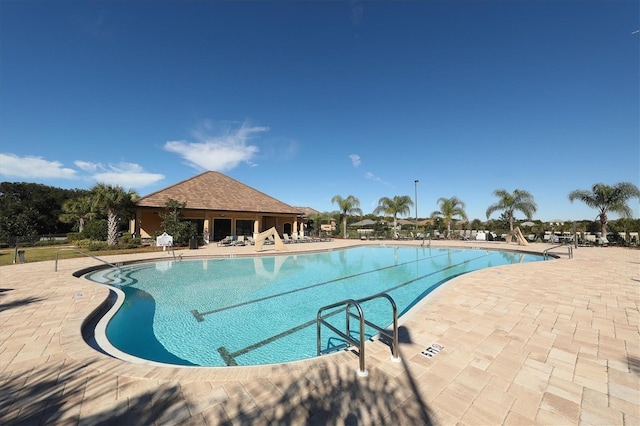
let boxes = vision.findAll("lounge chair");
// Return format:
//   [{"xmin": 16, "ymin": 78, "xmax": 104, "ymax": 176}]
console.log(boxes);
[
  {"xmin": 217, "ymin": 236, "xmax": 232, "ymax": 247},
  {"xmin": 291, "ymin": 234, "xmax": 306, "ymax": 243}
]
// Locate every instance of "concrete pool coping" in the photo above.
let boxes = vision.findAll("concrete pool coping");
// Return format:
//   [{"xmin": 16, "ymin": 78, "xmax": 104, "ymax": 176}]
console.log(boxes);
[{"xmin": 1, "ymin": 239, "xmax": 638, "ymax": 424}]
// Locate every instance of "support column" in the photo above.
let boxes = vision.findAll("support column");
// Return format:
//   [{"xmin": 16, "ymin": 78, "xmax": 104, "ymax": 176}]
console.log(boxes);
[
  {"xmin": 203, "ymin": 216, "xmax": 211, "ymax": 244},
  {"xmin": 253, "ymin": 218, "xmax": 260, "ymax": 239}
]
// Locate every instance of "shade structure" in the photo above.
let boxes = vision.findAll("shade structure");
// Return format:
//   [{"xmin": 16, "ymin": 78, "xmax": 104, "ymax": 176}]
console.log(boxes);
[{"xmin": 349, "ymin": 219, "xmax": 376, "ymax": 227}]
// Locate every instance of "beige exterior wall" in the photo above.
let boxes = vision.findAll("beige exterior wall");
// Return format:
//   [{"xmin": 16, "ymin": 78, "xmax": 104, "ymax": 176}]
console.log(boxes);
[{"xmin": 131, "ymin": 207, "xmax": 298, "ymax": 242}]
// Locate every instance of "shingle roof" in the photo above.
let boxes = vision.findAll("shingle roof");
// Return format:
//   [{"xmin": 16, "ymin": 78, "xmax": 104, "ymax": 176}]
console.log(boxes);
[
  {"xmin": 294, "ymin": 206, "xmax": 320, "ymax": 217},
  {"xmin": 136, "ymin": 171, "xmax": 300, "ymax": 214}
]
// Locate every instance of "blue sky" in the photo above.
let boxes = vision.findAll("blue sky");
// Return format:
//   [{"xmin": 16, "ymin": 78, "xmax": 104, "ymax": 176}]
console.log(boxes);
[{"xmin": 1, "ymin": 1, "xmax": 638, "ymax": 222}]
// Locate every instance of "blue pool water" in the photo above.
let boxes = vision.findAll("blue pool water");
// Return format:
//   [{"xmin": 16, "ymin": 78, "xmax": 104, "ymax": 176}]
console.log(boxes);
[{"xmin": 85, "ymin": 246, "xmax": 543, "ymax": 366}]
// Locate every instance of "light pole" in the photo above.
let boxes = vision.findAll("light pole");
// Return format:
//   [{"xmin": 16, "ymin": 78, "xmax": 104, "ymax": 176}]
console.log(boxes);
[{"xmin": 414, "ymin": 179, "xmax": 419, "ymax": 232}]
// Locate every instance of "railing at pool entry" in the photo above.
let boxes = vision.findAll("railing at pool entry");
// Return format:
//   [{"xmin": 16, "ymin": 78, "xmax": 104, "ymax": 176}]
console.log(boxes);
[
  {"xmin": 317, "ymin": 293, "xmax": 400, "ymax": 377},
  {"xmin": 543, "ymin": 244, "xmax": 573, "ymax": 260},
  {"xmin": 55, "ymin": 248, "xmax": 122, "ymax": 272},
  {"xmin": 55, "ymin": 244, "xmax": 181, "ymax": 272}
]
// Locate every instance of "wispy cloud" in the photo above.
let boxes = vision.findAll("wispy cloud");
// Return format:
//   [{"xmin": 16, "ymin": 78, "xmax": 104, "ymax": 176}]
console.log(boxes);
[
  {"xmin": 349, "ymin": 154, "xmax": 361, "ymax": 167},
  {"xmin": 0, "ymin": 153, "xmax": 77, "ymax": 179},
  {"xmin": 164, "ymin": 121, "xmax": 266, "ymax": 171},
  {"xmin": 0, "ymin": 153, "xmax": 164, "ymax": 189},
  {"xmin": 365, "ymin": 171, "xmax": 392, "ymax": 187},
  {"xmin": 351, "ymin": 2, "xmax": 364, "ymax": 26},
  {"xmin": 74, "ymin": 12, "xmax": 113, "ymax": 40},
  {"xmin": 75, "ymin": 161, "xmax": 164, "ymax": 189}
]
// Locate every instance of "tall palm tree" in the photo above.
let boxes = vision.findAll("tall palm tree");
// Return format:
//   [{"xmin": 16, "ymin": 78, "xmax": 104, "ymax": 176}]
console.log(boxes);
[
  {"xmin": 568, "ymin": 182, "xmax": 640, "ymax": 238},
  {"xmin": 486, "ymin": 189, "xmax": 537, "ymax": 231},
  {"xmin": 92, "ymin": 183, "xmax": 138, "ymax": 246},
  {"xmin": 430, "ymin": 196, "xmax": 468, "ymax": 237},
  {"xmin": 59, "ymin": 195, "xmax": 95, "ymax": 233},
  {"xmin": 331, "ymin": 195, "xmax": 362, "ymax": 238},
  {"xmin": 373, "ymin": 195, "xmax": 413, "ymax": 237}
]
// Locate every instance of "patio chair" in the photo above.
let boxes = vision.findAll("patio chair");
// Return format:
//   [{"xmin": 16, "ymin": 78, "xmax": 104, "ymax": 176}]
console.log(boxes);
[
  {"xmin": 291, "ymin": 234, "xmax": 307, "ymax": 243},
  {"xmin": 217, "ymin": 236, "xmax": 232, "ymax": 247}
]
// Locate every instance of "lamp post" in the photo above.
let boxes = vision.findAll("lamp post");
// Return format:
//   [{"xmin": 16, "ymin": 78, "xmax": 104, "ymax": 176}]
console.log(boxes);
[{"xmin": 414, "ymin": 179, "xmax": 419, "ymax": 232}]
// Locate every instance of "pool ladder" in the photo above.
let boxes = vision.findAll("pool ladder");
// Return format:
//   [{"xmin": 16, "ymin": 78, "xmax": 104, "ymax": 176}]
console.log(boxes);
[
  {"xmin": 543, "ymin": 243, "xmax": 573, "ymax": 259},
  {"xmin": 316, "ymin": 293, "xmax": 400, "ymax": 377}
]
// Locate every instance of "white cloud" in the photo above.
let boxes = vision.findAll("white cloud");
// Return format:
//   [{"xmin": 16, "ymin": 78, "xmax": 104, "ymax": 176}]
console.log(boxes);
[
  {"xmin": 74, "ymin": 160, "xmax": 98, "ymax": 173},
  {"xmin": 349, "ymin": 154, "xmax": 361, "ymax": 167},
  {"xmin": 75, "ymin": 161, "xmax": 164, "ymax": 189},
  {"xmin": 0, "ymin": 153, "xmax": 163, "ymax": 190},
  {"xmin": 351, "ymin": 3, "xmax": 364, "ymax": 26},
  {"xmin": 365, "ymin": 171, "xmax": 392, "ymax": 187},
  {"xmin": 164, "ymin": 121, "xmax": 267, "ymax": 171},
  {"xmin": 0, "ymin": 153, "xmax": 77, "ymax": 179}
]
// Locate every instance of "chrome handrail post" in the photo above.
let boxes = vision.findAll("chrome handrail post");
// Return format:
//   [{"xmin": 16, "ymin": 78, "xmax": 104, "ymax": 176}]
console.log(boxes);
[
  {"xmin": 316, "ymin": 310, "xmax": 322, "ymax": 356},
  {"xmin": 353, "ymin": 301, "xmax": 367, "ymax": 377}
]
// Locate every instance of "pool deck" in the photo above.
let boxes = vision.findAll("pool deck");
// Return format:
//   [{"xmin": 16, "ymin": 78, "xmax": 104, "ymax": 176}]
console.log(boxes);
[{"xmin": 1, "ymin": 239, "xmax": 638, "ymax": 425}]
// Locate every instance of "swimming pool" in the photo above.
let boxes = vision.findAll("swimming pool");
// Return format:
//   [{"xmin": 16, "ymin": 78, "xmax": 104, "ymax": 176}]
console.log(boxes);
[{"xmin": 85, "ymin": 246, "xmax": 544, "ymax": 367}]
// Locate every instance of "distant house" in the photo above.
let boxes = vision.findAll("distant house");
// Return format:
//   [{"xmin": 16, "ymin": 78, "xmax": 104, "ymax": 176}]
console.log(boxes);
[
  {"xmin": 293, "ymin": 206, "xmax": 336, "ymax": 234},
  {"xmin": 130, "ymin": 171, "xmax": 306, "ymax": 243}
]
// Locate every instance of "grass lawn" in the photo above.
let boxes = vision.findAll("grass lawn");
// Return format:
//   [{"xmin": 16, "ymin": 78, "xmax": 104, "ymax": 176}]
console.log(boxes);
[{"xmin": 0, "ymin": 245, "xmax": 171, "ymax": 267}]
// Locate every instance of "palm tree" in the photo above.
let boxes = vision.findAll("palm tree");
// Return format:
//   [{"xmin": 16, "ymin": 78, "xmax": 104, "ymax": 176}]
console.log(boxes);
[
  {"xmin": 91, "ymin": 183, "xmax": 138, "ymax": 246},
  {"xmin": 59, "ymin": 196, "xmax": 95, "ymax": 233},
  {"xmin": 430, "ymin": 196, "xmax": 468, "ymax": 238},
  {"xmin": 331, "ymin": 195, "xmax": 362, "ymax": 238},
  {"xmin": 568, "ymin": 182, "xmax": 640, "ymax": 238},
  {"xmin": 309, "ymin": 211, "xmax": 333, "ymax": 237},
  {"xmin": 373, "ymin": 195, "xmax": 413, "ymax": 238},
  {"xmin": 486, "ymin": 189, "xmax": 537, "ymax": 231}
]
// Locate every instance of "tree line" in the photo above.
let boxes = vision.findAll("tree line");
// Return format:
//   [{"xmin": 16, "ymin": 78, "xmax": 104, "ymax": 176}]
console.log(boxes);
[
  {"xmin": 1, "ymin": 180, "xmax": 638, "ymax": 247},
  {"xmin": 0, "ymin": 182, "xmax": 137, "ymax": 247},
  {"xmin": 0, "ymin": 182, "xmax": 203, "ymax": 248},
  {"xmin": 328, "ymin": 183, "xmax": 640, "ymax": 240}
]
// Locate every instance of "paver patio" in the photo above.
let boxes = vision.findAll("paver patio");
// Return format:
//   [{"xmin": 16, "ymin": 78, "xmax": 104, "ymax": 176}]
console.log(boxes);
[{"xmin": 1, "ymin": 240, "xmax": 638, "ymax": 425}]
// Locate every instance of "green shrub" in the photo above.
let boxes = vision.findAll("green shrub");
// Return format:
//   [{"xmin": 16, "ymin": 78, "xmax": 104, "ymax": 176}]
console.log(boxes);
[
  {"xmin": 75, "ymin": 239, "xmax": 93, "ymax": 249},
  {"xmin": 67, "ymin": 232, "xmax": 81, "ymax": 243},
  {"xmin": 33, "ymin": 239, "xmax": 68, "ymax": 247},
  {"xmin": 81, "ymin": 220, "xmax": 107, "ymax": 241},
  {"xmin": 117, "ymin": 233, "xmax": 142, "ymax": 249},
  {"xmin": 88, "ymin": 241, "xmax": 109, "ymax": 251}
]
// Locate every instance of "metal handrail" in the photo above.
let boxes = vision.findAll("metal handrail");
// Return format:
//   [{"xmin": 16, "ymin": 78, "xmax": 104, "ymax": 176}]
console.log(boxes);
[
  {"xmin": 317, "ymin": 293, "xmax": 400, "ymax": 377},
  {"xmin": 166, "ymin": 244, "xmax": 177, "ymax": 261},
  {"xmin": 543, "ymin": 244, "xmax": 573, "ymax": 260},
  {"xmin": 55, "ymin": 248, "xmax": 121, "ymax": 272},
  {"xmin": 346, "ymin": 293, "xmax": 399, "ymax": 360}
]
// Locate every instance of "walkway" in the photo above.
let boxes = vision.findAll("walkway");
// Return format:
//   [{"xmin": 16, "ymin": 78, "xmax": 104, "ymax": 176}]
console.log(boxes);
[{"xmin": 1, "ymin": 240, "xmax": 638, "ymax": 425}]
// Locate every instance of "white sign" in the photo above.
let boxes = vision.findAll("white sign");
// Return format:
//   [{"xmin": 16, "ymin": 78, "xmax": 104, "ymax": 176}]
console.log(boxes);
[{"xmin": 156, "ymin": 232, "xmax": 173, "ymax": 247}]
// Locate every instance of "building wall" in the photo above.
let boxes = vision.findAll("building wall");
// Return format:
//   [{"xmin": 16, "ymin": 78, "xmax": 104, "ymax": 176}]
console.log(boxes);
[{"xmin": 131, "ymin": 207, "xmax": 299, "ymax": 242}]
